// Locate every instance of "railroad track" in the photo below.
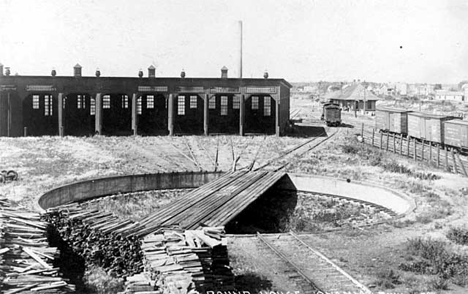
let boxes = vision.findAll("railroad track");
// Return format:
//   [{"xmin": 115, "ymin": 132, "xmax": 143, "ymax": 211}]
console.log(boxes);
[
  {"xmin": 256, "ymin": 232, "xmax": 372, "ymax": 294},
  {"xmin": 254, "ymin": 127, "xmax": 342, "ymax": 172}
]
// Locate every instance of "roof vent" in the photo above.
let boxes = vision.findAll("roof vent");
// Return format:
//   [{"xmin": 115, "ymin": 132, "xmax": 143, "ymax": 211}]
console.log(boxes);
[
  {"xmin": 264, "ymin": 70, "xmax": 269, "ymax": 79},
  {"xmin": 148, "ymin": 65, "xmax": 156, "ymax": 78},
  {"xmin": 181, "ymin": 69, "xmax": 186, "ymax": 78},
  {"xmin": 221, "ymin": 66, "xmax": 228, "ymax": 79},
  {"xmin": 5, "ymin": 67, "xmax": 10, "ymax": 76},
  {"xmin": 51, "ymin": 68, "xmax": 56, "ymax": 77},
  {"xmin": 138, "ymin": 69, "xmax": 143, "ymax": 78},
  {"xmin": 95, "ymin": 68, "xmax": 101, "ymax": 77},
  {"xmin": 74, "ymin": 64, "xmax": 82, "ymax": 77}
]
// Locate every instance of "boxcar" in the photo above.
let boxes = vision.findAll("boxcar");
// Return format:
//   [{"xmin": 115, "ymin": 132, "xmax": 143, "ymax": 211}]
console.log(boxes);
[
  {"xmin": 375, "ymin": 107, "xmax": 412, "ymax": 135},
  {"xmin": 407, "ymin": 112, "xmax": 458, "ymax": 144},
  {"xmin": 444, "ymin": 119, "xmax": 468, "ymax": 150},
  {"xmin": 322, "ymin": 103, "xmax": 341, "ymax": 126}
]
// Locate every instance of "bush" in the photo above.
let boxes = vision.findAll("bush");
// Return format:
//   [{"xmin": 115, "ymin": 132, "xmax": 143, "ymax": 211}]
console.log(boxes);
[
  {"xmin": 341, "ymin": 144, "xmax": 360, "ymax": 154},
  {"xmin": 400, "ymin": 237, "xmax": 468, "ymax": 282},
  {"xmin": 429, "ymin": 276, "xmax": 449, "ymax": 290},
  {"xmin": 382, "ymin": 160, "xmax": 412, "ymax": 174},
  {"xmin": 375, "ymin": 269, "xmax": 401, "ymax": 289},
  {"xmin": 447, "ymin": 226, "xmax": 468, "ymax": 245}
]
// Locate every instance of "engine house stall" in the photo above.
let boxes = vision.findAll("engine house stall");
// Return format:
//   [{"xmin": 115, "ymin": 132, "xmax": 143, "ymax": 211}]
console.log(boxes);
[
  {"xmin": 62, "ymin": 93, "xmax": 95, "ymax": 136},
  {"xmin": 173, "ymin": 94, "xmax": 204, "ymax": 134},
  {"xmin": 137, "ymin": 94, "xmax": 168, "ymax": 135},
  {"xmin": 244, "ymin": 95, "xmax": 276, "ymax": 134},
  {"xmin": 444, "ymin": 119, "xmax": 468, "ymax": 151},
  {"xmin": 22, "ymin": 93, "xmax": 58, "ymax": 136},
  {"xmin": 407, "ymin": 112, "xmax": 459, "ymax": 144},
  {"xmin": 375, "ymin": 107, "xmax": 412, "ymax": 135},
  {"xmin": 0, "ymin": 90, "xmax": 21, "ymax": 137},
  {"xmin": 208, "ymin": 94, "xmax": 240, "ymax": 134},
  {"xmin": 101, "ymin": 94, "xmax": 132, "ymax": 136}
]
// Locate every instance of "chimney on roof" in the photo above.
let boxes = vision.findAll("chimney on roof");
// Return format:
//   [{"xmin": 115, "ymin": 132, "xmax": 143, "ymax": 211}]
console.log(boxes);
[
  {"xmin": 264, "ymin": 70, "xmax": 269, "ymax": 79},
  {"xmin": 5, "ymin": 67, "xmax": 10, "ymax": 76},
  {"xmin": 0, "ymin": 63, "xmax": 3, "ymax": 77},
  {"xmin": 51, "ymin": 68, "xmax": 56, "ymax": 76},
  {"xmin": 74, "ymin": 64, "xmax": 82, "ymax": 77},
  {"xmin": 221, "ymin": 66, "xmax": 228, "ymax": 79},
  {"xmin": 148, "ymin": 65, "xmax": 156, "ymax": 78}
]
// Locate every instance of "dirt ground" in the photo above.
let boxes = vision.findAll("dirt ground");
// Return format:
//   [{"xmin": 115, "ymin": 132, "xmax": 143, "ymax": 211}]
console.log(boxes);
[{"xmin": 1, "ymin": 95, "xmax": 467, "ymax": 293}]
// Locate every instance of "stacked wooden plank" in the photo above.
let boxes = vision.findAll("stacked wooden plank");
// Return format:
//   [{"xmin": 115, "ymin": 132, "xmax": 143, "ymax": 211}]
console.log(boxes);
[
  {"xmin": 0, "ymin": 199, "xmax": 75, "ymax": 293},
  {"xmin": 43, "ymin": 204, "xmax": 144, "ymax": 278},
  {"xmin": 122, "ymin": 227, "xmax": 234, "ymax": 294}
]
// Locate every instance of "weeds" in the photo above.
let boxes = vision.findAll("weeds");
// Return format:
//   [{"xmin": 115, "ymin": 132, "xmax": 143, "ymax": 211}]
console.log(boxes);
[
  {"xmin": 446, "ymin": 226, "xmax": 468, "ymax": 246},
  {"xmin": 399, "ymin": 237, "xmax": 468, "ymax": 285},
  {"xmin": 375, "ymin": 269, "xmax": 401, "ymax": 289}
]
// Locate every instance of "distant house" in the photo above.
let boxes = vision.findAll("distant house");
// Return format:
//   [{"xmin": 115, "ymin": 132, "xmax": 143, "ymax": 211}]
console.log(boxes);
[
  {"xmin": 323, "ymin": 83, "xmax": 380, "ymax": 114},
  {"xmin": 396, "ymin": 83, "xmax": 408, "ymax": 96},
  {"xmin": 434, "ymin": 90, "xmax": 465, "ymax": 102}
]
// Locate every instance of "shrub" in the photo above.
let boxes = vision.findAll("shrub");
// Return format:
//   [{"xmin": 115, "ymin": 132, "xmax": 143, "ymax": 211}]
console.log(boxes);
[
  {"xmin": 447, "ymin": 226, "xmax": 468, "ymax": 245},
  {"xmin": 341, "ymin": 144, "xmax": 360, "ymax": 154},
  {"xmin": 429, "ymin": 276, "xmax": 449, "ymax": 290},
  {"xmin": 375, "ymin": 269, "xmax": 401, "ymax": 289},
  {"xmin": 400, "ymin": 237, "xmax": 468, "ymax": 283}
]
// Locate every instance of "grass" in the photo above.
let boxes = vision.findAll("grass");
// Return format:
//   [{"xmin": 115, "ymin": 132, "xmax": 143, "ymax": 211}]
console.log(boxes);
[
  {"xmin": 80, "ymin": 189, "xmax": 190, "ymax": 221},
  {"xmin": 399, "ymin": 237, "xmax": 468, "ymax": 287}
]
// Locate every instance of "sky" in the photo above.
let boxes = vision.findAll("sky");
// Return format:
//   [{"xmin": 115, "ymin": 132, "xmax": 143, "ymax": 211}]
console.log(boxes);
[{"xmin": 0, "ymin": 0, "xmax": 467, "ymax": 84}]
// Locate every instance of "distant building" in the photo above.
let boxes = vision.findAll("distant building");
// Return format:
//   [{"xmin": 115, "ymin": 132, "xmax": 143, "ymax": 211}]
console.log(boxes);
[
  {"xmin": 396, "ymin": 83, "xmax": 407, "ymax": 96},
  {"xmin": 323, "ymin": 83, "xmax": 380, "ymax": 114},
  {"xmin": 434, "ymin": 90, "xmax": 465, "ymax": 102}
]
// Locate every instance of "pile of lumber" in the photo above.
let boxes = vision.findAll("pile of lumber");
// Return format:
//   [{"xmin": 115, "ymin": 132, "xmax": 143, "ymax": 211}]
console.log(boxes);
[
  {"xmin": 122, "ymin": 227, "xmax": 234, "ymax": 294},
  {"xmin": 42, "ymin": 204, "xmax": 144, "ymax": 278},
  {"xmin": 0, "ymin": 198, "xmax": 75, "ymax": 293}
]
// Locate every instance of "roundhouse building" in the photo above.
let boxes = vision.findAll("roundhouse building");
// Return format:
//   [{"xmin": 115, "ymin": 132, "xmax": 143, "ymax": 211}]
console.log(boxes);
[{"xmin": 0, "ymin": 64, "xmax": 291, "ymax": 137}]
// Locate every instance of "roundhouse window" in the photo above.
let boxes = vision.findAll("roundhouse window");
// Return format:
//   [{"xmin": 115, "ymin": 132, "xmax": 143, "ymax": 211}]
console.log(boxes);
[
  {"xmin": 137, "ymin": 97, "xmax": 142, "ymax": 114},
  {"xmin": 221, "ymin": 96, "xmax": 228, "ymax": 115},
  {"xmin": 147, "ymin": 95, "xmax": 154, "ymax": 109},
  {"xmin": 233, "ymin": 96, "xmax": 240, "ymax": 109},
  {"xmin": 264, "ymin": 96, "xmax": 271, "ymax": 116},
  {"xmin": 32, "ymin": 95, "xmax": 40, "ymax": 109},
  {"xmin": 103, "ymin": 95, "xmax": 111, "ymax": 109},
  {"xmin": 178, "ymin": 95, "xmax": 185, "ymax": 115},
  {"xmin": 122, "ymin": 95, "xmax": 129, "ymax": 109},
  {"xmin": 251, "ymin": 96, "xmax": 259, "ymax": 110},
  {"xmin": 90, "ymin": 98, "xmax": 96, "ymax": 115},
  {"xmin": 209, "ymin": 97, "xmax": 216, "ymax": 109},
  {"xmin": 190, "ymin": 95, "xmax": 197, "ymax": 109},
  {"xmin": 44, "ymin": 95, "xmax": 53, "ymax": 116}
]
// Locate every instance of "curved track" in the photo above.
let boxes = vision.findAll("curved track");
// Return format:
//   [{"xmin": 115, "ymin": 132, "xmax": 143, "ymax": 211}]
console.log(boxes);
[{"xmin": 256, "ymin": 232, "xmax": 372, "ymax": 294}]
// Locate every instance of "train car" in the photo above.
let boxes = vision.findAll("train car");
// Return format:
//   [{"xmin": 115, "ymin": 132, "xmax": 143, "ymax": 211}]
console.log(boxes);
[
  {"xmin": 444, "ymin": 119, "xmax": 468, "ymax": 151},
  {"xmin": 322, "ymin": 103, "xmax": 341, "ymax": 126},
  {"xmin": 375, "ymin": 107, "xmax": 413, "ymax": 135},
  {"xmin": 407, "ymin": 112, "xmax": 459, "ymax": 144}
]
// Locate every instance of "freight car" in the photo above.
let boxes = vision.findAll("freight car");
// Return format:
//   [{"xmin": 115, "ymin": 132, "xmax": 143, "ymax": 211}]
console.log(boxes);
[
  {"xmin": 321, "ymin": 103, "xmax": 341, "ymax": 127},
  {"xmin": 375, "ymin": 107, "xmax": 467, "ymax": 152},
  {"xmin": 375, "ymin": 107, "xmax": 412, "ymax": 135}
]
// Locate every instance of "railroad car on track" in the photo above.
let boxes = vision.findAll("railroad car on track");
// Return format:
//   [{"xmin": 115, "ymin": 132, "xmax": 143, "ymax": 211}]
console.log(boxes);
[
  {"xmin": 375, "ymin": 107, "xmax": 412, "ymax": 135},
  {"xmin": 375, "ymin": 107, "xmax": 467, "ymax": 151},
  {"xmin": 322, "ymin": 103, "xmax": 341, "ymax": 127}
]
